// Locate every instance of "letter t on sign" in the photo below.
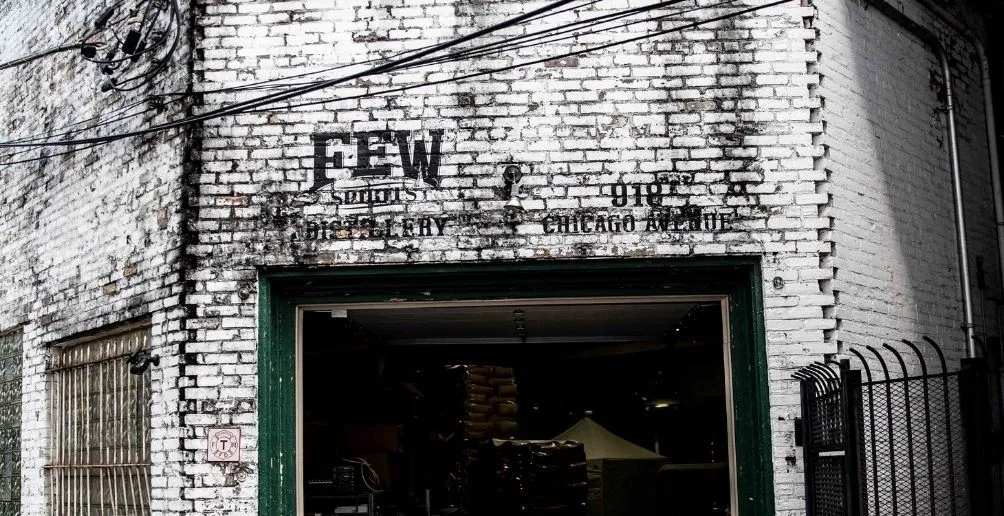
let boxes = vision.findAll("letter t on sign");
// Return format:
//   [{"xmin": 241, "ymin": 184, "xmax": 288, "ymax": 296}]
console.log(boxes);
[{"xmin": 310, "ymin": 132, "xmax": 349, "ymax": 192}]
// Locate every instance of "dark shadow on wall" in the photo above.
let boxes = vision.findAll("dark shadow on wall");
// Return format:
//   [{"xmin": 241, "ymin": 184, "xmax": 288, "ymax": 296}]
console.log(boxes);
[{"xmin": 823, "ymin": 0, "xmax": 999, "ymax": 363}]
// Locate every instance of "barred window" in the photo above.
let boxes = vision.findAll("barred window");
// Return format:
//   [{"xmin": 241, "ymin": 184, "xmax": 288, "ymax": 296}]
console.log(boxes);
[
  {"xmin": 0, "ymin": 330, "xmax": 22, "ymax": 516},
  {"xmin": 47, "ymin": 325, "xmax": 152, "ymax": 515}
]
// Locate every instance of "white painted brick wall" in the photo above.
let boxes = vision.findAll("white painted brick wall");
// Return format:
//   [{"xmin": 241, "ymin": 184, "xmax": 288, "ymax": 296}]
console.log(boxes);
[
  {"xmin": 1, "ymin": 0, "xmax": 1000, "ymax": 513},
  {"xmin": 0, "ymin": 0, "xmax": 192, "ymax": 514},
  {"xmin": 815, "ymin": 0, "xmax": 1001, "ymax": 365},
  {"xmin": 191, "ymin": 0, "xmax": 826, "ymax": 513}
]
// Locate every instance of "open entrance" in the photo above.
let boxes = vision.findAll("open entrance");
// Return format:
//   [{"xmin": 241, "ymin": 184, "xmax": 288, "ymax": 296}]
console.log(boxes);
[{"xmin": 298, "ymin": 297, "xmax": 737, "ymax": 516}]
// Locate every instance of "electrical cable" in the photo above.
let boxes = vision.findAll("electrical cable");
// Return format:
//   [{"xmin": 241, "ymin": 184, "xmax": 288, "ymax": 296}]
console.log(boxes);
[
  {"xmin": 4, "ymin": 96, "xmax": 163, "ymax": 145},
  {"xmin": 0, "ymin": 0, "xmax": 584, "ymax": 148},
  {"xmin": 5, "ymin": 0, "xmax": 780, "ymax": 162},
  {"xmin": 4, "ymin": 0, "xmax": 600, "ymax": 146},
  {"xmin": 0, "ymin": 44, "xmax": 86, "ymax": 72},
  {"xmin": 158, "ymin": 0, "xmax": 603, "ymax": 98},
  {"xmin": 2, "ymin": 0, "xmax": 589, "ymax": 148},
  {"xmin": 165, "ymin": 0, "xmax": 649, "ymax": 95},
  {"xmin": 1, "ymin": 100, "xmax": 165, "ymax": 164},
  {"xmin": 342, "ymin": 457, "xmax": 382, "ymax": 493},
  {"xmin": 1, "ymin": 142, "xmax": 108, "ymax": 166},
  {"xmin": 409, "ymin": 0, "xmax": 730, "ymax": 69},
  {"xmin": 1, "ymin": 0, "xmax": 790, "ymax": 158},
  {"xmin": 0, "ymin": 0, "xmax": 140, "ymax": 73},
  {"xmin": 2, "ymin": 1, "xmax": 183, "ymax": 146},
  {"xmin": 251, "ymin": 0, "xmax": 776, "ymax": 114},
  {"xmin": 105, "ymin": 0, "xmax": 182, "ymax": 91},
  {"xmin": 234, "ymin": 0, "xmax": 716, "ymax": 100}
]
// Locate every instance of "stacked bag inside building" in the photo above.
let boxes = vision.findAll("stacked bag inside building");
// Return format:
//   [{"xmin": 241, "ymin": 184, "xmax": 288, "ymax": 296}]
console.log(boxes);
[
  {"xmin": 468, "ymin": 440, "xmax": 588, "ymax": 516},
  {"xmin": 426, "ymin": 365, "xmax": 587, "ymax": 516}
]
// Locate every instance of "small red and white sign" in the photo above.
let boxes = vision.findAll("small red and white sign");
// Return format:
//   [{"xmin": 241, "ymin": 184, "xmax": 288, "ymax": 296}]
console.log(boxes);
[{"xmin": 207, "ymin": 427, "xmax": 241, "ymax": 462}]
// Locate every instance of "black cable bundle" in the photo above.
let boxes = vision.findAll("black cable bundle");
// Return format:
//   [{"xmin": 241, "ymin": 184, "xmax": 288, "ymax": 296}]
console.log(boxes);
[{"xmin": 1, "ymin": 0, "xmax": 794, "ymax": 167}]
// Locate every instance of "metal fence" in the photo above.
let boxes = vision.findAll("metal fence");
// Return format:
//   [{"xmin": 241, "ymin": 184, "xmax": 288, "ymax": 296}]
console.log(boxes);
[
  {"xmin": 0, "ymin": 331, "xmax": 22, "ymax": 516},
  {"xmin": 796, "ymin": 337, "xmax": 1004, "ymax": 516},
  {"xmin": 46, "ymin": 325, "xmax": 152, "ymax": 516}
]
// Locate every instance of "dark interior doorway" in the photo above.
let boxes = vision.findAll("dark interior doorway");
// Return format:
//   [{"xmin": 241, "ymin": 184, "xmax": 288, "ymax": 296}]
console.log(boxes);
[{"xmin": 299, "ymin": 298, "xmax": 735, "ymax": 516}]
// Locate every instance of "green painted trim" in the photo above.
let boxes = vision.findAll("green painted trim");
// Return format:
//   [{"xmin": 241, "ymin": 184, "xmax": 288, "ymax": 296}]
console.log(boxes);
[
  {"xmin": 258, "ymin": 276, "xmax": 298, "ymax": 516},
  {"xmin": 728, "ymin": 264, "xmax": 776, "ymax": 514},
  {"xmin": 258, "ymin": 257, "xmax": 775, "ymax": 516}
]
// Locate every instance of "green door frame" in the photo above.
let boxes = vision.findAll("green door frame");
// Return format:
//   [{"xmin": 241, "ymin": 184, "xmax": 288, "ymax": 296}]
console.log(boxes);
[{"xmin": 257, "ymin": 257, "xmax": 775, "ymax": 515}]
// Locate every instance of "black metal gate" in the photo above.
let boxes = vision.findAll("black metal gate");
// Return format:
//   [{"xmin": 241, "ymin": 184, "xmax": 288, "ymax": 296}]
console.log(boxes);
[{"xmin": 796, "ymin": 337, "xmax": 1004, "ymax": 516}]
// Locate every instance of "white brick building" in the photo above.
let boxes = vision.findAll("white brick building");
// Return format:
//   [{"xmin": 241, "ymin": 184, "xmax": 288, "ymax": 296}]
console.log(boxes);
[{"xmin": 0, "ymin": 0, "xmax": 1000, "ymax": 513}]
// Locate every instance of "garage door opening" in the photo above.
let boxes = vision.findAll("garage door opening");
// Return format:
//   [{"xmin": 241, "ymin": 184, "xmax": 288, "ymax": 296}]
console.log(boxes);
[{"xmin": 297, "ymin": 297, "xmax": 737, "ymax": 516}]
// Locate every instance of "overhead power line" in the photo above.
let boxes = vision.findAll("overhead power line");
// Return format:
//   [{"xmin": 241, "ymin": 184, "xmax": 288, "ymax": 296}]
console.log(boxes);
[
  {"xmin": 0, "ymin": 44, "xmax": 87, "ymax": 72},
  {"xmin": 1, "ymin": 0, "xmax": 793, "ymax": 162},
  {"xmin": 0, "ymin": 0, "xmax": 692, "ymax": 148},
  {"xmin": 0, "ymin": 0, "xmax": 582, "ymax": 149},
  {"xmin": 1, "ymin": 0, "xmax": 181, "ymax": 91},
  {"xmin": 254, "ymin": 0, "xmax": 785, "ymax": 114}
]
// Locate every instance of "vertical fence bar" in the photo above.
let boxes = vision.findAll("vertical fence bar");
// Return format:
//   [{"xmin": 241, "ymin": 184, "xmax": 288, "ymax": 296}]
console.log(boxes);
[
  {"xmin": 865, "ymin": 373, "xmax": 879, "ymax": 516},
  {"xmin": 996, "ymin": 365, "xmax": 1004, "ymax": 515},
  {"xmin": 865, "ymin": 345, "xmax": 898, "ymax": 515},
  {"xmin": 849, "ymin": 349, "xmax": 880, "ymax": 516},
  {"xmin": 799, "ymin": 377, "xmax": 817, "ymax": 516},
  {"xmin": 841, "ymin": 363, "xmax": 866, "ymax": 516},
  {"xmin": 924, "ymin": 337, "xmax": 958, "ymax": 516},
  {"xmin": 885, "ymin": 345, "xmax": 917, "ymax": 513},
  {"xmin": 86, "ymin": 347, "xmax": 92, "ymax": 516},
  {"xmin": 960, "ymin": 357, "xmax": 992, "ymax": 515},
  {"xmin": 904, "ymin": 340, "xmax": 937, "ymax": 515}
]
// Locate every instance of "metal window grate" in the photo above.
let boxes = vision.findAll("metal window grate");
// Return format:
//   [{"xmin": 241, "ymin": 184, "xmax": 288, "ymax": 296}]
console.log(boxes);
[
  {"xmin": 47, "ymin": 326, "xmax": 152, "ymax": 516},
  {"xmin": 0, "ymin": 331, "xmax": 22, "ymax": 516}
]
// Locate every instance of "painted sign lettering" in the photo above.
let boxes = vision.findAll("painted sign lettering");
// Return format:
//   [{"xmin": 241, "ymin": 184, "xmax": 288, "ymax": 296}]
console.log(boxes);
[
  {"xmin": 542, "ymin": 208, "xmax": 733, "ymax": 234},
  {"xmin": 310, "ymin": 130, "xmax": 444, "ymax": 191},
  {"xmin": 298, "ymin": 215, "xmax": 451, "ymax": 241}
]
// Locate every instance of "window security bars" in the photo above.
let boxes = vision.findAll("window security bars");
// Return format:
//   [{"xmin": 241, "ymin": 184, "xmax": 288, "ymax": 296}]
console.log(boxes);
[
  {"xmin": 47, "ymin": 326, "xmax": 152, "ymax": 516},
  {"xmin": 796, "ymin": 337, "xmax": 1004, "ymax": 516},
  {"xmin": 0, "ymin": 331, "xmax": 22, "ymax": 516}
]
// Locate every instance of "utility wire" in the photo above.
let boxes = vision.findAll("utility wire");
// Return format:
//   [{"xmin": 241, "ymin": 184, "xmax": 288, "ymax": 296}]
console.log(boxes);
[
  {"xmin": 0, "ymin": 44, "xmax": 86, "ymax": 72},
  {"xmin": 0, "ymin": 0, "xmax": 582, "ymax": 148},
  {"xmin": 2, "ymin": 0, "xmax": 791, "ymax": 158},
  {"xmin": 5, "ymin": 97, "xmax": 162, "ymax": 145},
  {"xmin": 1, "ymin": 143, "xmax": 108, "ymax": 166},
  {"xmin": 254, "ymin": 0, "xmax": 779, "ymax": 114},
  {"xmin": 3, "ymin": 0, "xmax": 600, "ymax": 146},
  {"xmin": 407, "ymin": 0, "xmax": 729, "ymax": 69}
]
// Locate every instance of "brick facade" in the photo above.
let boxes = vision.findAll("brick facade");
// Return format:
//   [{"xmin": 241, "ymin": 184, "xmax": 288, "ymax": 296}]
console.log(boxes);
[
  {"xmin": 815, "ymin": 0, "xmax": 1000, "ymax": 365},
  {"xmin": 0, "ymin": 0, "xmax": 999, "ymax": 513},
  {"xmin": 0, "ymin": 0, "xmax": 193, "ymax": 513}
]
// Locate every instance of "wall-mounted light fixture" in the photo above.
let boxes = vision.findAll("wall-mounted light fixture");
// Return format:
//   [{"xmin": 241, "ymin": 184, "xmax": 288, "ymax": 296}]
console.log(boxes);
[
  {"xmin": 128, "ymin": 348, "xmax": 160, "ymax": 375},
  {"xmin": 502, "ymin": 165, "xmax": 525, "ymax": 212}
]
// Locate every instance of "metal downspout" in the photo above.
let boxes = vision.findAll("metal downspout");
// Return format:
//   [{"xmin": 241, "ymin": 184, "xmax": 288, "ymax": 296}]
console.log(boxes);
[
  {"xmin": 907, "ymin": 2, "xmax": 1004, "ymax": 334},
  {"xmin": 940, "ymin": 48, "xmax": 978, "ymax": 358},
  {"xmin": 860, "ymin": 0, "xmax": 978, "ymax": 357}
]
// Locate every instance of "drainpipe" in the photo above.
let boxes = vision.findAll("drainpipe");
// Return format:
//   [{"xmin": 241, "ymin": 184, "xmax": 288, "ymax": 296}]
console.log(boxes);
[
  {"xmin": 907, "ymin": 0, "xmax": 1004, "ymax": 352},
  {"xmin": 861, "ymin": 0, "xmax": 978, "ymax": 357}
]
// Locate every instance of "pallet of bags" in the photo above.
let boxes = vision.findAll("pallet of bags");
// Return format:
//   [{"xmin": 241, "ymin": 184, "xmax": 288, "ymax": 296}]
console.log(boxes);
[
  {"xmin": 427, "ymin": 365, "xmax": 521, "ymax": 515},
  {"xmin": 431, "ymin": 365, "xmax": 519, "ymax": 442},
  {"xmin": 468, "ymin": 440, "xmax": 588, "ymax": 516},
  {"xmin": 526, "ymin": 441, "xmax": 588, "ymax": 516}
]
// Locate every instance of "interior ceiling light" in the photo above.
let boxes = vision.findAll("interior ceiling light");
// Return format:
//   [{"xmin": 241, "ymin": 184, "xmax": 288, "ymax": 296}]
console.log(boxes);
[{"xmin": 646, "ymin": 399, "xmax": 679, "ymax": 410}]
